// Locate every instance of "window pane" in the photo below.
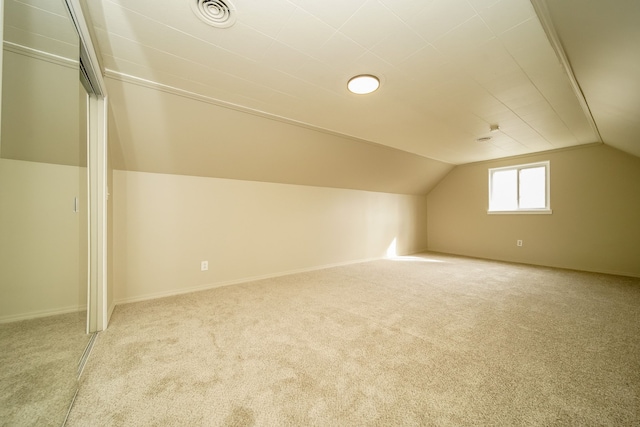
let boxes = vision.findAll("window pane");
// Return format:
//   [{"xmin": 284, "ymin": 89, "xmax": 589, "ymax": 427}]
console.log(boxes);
[
  {"xmin": 519, "ymin": 166, "xmax": 546, "ymax": 209},
  {"xmin": 490, "ymin": 169, "xmax": 517, "ymax": 210}
]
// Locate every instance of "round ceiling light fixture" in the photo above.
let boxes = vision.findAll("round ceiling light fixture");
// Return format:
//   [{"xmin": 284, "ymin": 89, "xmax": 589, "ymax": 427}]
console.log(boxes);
[
  {"xmin": 191, "ymin": 0, "xmax": 237, "ymax": 28},
  {"xmin": 347, "ymin": 75, "xmax": 380, "ymax": 94}
]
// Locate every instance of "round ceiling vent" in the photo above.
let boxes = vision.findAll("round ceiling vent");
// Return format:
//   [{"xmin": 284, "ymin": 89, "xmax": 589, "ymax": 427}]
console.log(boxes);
[{"xmin": 191, "ymin": 0, "xmax": 236, "ymax": 28}]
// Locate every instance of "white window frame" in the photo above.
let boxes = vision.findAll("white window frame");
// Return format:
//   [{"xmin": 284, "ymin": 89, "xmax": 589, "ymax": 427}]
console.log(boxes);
[{"xmin": 488, "ymin": 161, "xmax": 552, "ymax": 214}]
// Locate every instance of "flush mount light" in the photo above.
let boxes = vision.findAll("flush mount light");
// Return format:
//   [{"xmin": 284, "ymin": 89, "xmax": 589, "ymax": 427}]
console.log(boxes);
[
  {"xmin": 477, "ymin": 136, "xmax": 492, "ymax": 143},
  {"xmin": 347, "ymin": 75, "xmax": 380, "ymax": 94}
]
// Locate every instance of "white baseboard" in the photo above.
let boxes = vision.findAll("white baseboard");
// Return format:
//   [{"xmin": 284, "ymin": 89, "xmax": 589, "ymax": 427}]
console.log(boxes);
[
  {"xmin": 113, "ymin": 255, "xmax": 385, "ymax": 306},
  {"xmin": 107, "ymin": 301, "xmax": 117, "ymax": 325},
  {"xmin": 426, "ymin": 249, "xmax": 640, "ymax": 279},
  {"xmin": 0, "ymin": 305, "xmax": 87, "ymax": 324}
]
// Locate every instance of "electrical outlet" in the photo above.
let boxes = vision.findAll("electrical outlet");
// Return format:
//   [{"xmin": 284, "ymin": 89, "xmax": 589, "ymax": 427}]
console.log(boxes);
[
  {"xmin": 201, "ymin": 261, "xmax": 208, "ymax": 271},
  {"xmin": 517, "ymin": 240, "xmax": 523, "ymax": 247}
]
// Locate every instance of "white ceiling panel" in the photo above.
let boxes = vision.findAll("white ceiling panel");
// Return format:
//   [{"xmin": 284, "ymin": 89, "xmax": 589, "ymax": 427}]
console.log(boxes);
[
  {"xmin": 476, "ymin": 0, "xmax": 535, "ymax": 35},
  {"xmin": 4, "ymin": 0, "xmax": 78, "ymax": 57},
  {"xmin": 103, "ymin": 0, "xmax": 170, "ymax": 24},
  {"xmin": 308, "ymin": 31, "xmax": 363, "ymax": 66},
  {"xmin": 260, "ymin": 41, "xmax": 313, "ymax": 76},
  {"xmin": 275, "ymin": 7, "xmax": 336, "ymax": 52},
  {"xmin": 539, "ymin": 0, "xmax": 640, "ymax": 159},
  {"xmin": 65, "ymin": 0, "xmax": 636, "ymax": 168},
  {"xmin": 398, "ymin": 43, "xmax": 448, "ymax": 77},
  {"xmin": 408, "ymin": 0, "xmax": 477, "ymax": 43},
  {"xmin": 14, "ymin": 0, "xmax": 68, "ymax": 16},
  {"xmin": 158, "ymin": 4, "xmax": 274, "ymax": 60},
  {"xmin": 378, "ymin": 0, "xmax": 434, "ymax": 23},
  {"xmin": 296, "ymin": 59, "xmax": 339, "ymax": 89},
  {"xmin": 9, "ymin": 0, "xmax": 633, "ymax": 167},
  {"xmin": 297, "ymin": 0, "xmax": 367, "ymax": 30},
  {"xmin": 338, "ymin": 0, "xmax": 405, "ymax": 50},
  {"xmin": 454, "ymin": 40, "xmax": 521, "ymax": 86},
  {"xmin": 235, "ymin": 0, "xmax": 296, "ymax": 38},
  {"xmin": 431, "ymin": 15, "xmax": 495, "ymax": 60},
  {"xmin": 498, "ymin": 16, "xmax": 547, "ymax": 62},
  {"xmin": 3, "ymin": 22, "xmax": 77, "ymax": 60},
  {"xmin": 466, "ymin": 0, "xmax": 501, "ymax": 10},
  {"xmin": 368, "ymin": 22, "xmax": 424, "ymax": 65}
]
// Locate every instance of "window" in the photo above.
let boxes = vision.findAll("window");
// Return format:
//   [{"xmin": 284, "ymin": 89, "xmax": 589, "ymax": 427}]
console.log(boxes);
[{"xmin": 488, "ymin": 161, "xmax": 551, "ymax": 214}]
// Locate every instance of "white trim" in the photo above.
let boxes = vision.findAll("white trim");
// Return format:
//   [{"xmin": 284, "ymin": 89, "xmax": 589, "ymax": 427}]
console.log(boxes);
[
  {"xmin": 531, "ymin": 0, "xmax": 602, "ymax": 143},
  {"xmin": 99, "ymin": 95, "xmax": 109, "ymax": 330},
  {"xmin": 428, "ymin": 250, "xmax": 640, "ymax": 279},
  {"xmin": 488, "ymin": 160, "xmax": 549, "ymax": 174},
  {"xmin": 85, "ymin": 92, "xmax": 93, "ymax": 334},
  {"xmin": 114, "ymin": 256, "xmax": 382, "ymax": 306},
  {"xmin": 2, "ymin": 41, "xmax": 78, "ymax": 69},
  {"xmin": 488, "ymin": 209, "xmax": 552, "ymax": 215},
  {"xmin": 86, "ymin": 94, "xmax": 109, "ymax": 331},
  {"xmin": 65, "ymin": 0, "xmax": 106, "ymax": 96},
  {"xmin": 108, "ymin": 300, "xmax": 117, "ymax": 322},
  {"xmin": 64, "ymin": 0, "xmax": 109, "ymax": 331},
  {"xmin": 0, "ymin": 306, "xmax": 87, "ymax": 324}
]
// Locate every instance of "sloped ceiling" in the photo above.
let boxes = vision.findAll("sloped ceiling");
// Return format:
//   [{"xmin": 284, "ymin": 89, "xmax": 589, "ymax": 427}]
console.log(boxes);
[
  {"xmin": 537, "ymin": 0, "xmax": 640, "ymax": 160},
  {"xmin": 2, "ymin": 0, "xmax": 77, "ymax": 58},
  {"xmin": 1, "ymin": 0, "xmax": 83, "ymax": 166},
  {"xmin": 3, "ymin": 0, "xmax": 638, "ymax": 194},
  {"xmin": 105, "ymin": 77, "xmax": 453, "ymax": 195},
  {"xmin": 85, "ymin": 0, "xmax": 599, "ymax": 166}
]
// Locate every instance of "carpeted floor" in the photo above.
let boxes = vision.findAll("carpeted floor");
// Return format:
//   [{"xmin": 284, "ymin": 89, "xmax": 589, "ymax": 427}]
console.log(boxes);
[
  {"xmin": 67, "ymin": 253, "xmax": 640, "ymax": 426},
  {"xmin": 0, "ymin": 311, "xmax": 89, "ymax": 426}
]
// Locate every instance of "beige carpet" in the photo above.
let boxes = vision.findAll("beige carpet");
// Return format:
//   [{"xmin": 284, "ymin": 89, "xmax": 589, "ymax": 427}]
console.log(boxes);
[
  {"xmin": 0, "ymin": 311, "xmax": 89, "ymax": 426},
  {"xmin": 67, "ymin": 253, "xmax": 640, "ymax": 426}
]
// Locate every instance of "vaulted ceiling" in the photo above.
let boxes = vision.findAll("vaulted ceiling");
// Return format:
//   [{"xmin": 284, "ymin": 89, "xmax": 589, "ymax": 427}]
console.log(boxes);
[
  {"xmin": 539, "ymin": 0, "xmax": 640, "ymax": 162},
  {"xmin": 3, "ymin": 0, "xmax": 639, "ymax": 194},
  {"xmin": 85, "ymin": 0, "xmax": 600, "ymax": 165}
]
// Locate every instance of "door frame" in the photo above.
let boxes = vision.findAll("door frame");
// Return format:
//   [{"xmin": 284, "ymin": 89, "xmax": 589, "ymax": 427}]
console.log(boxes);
[{"xmin": 65, "ymin": 0, "xmax": 109, "ymax": 331}]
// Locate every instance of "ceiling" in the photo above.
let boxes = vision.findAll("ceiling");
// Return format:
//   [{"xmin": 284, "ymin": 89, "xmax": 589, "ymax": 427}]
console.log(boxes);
[
  {"xmin": 84, "ymin": 0, "xmax": 605, "ymax": 165},
  {"xmin": 2, "ymin": 0, "xmax": 638, "ymax": 180},
  {"xmin": 539, "ymin": 0, "xmax": 640, "ymax": 162},
  {"xmin": 3, "ymin": 0, "xmax": 78, "ymax": 58}
]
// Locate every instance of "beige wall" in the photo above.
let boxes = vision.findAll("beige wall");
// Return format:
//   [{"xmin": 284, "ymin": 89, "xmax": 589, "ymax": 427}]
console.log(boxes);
[
  {"xmin": 427, "ymin": 144, "xmax": 640, "ymax": 277},
  {"xmin": 0, "ymin": 0, "xmax": 3, "ymax": 151},
  {"xmin": 1, "ymin": 49, "xmax": 81, "ymax": 166},
  {"xmin": 0, "ymin": 159, "xmax": 87, "ymax": 321},
  {"xmin": 106, "ymin": 77, "xmax": 453, "ymax": 196},
  {"xmin": 113, "ymin": 170, "xmax": 428, "ymax": 303},
  {"xmin": 0, "ymin": 47, "xmax": 87, "ymax": 322}
]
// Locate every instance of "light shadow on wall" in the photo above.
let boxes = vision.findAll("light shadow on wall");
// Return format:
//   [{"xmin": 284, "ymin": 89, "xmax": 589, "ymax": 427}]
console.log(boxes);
[{"xmin": 386, "ymin": 237, "xmax": 398, "ymax": 257}]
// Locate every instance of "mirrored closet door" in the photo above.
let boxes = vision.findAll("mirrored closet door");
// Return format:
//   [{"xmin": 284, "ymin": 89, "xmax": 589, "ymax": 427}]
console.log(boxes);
[{"xmin": 0, "ymin": 0, "xmax": 94, "ymax": 424}]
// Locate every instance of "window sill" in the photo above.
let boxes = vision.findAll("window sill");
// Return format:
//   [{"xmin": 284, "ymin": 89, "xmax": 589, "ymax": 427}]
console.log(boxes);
[{"xmin": 488, "ymin": 209, "xmax": 553, "ymax": 215}]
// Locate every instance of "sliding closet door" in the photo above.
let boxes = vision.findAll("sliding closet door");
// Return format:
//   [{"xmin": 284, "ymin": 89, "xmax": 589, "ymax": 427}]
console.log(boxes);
[{"xmin": 0, "ymin": 0, "xmax": 92, "ymax": 424}]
